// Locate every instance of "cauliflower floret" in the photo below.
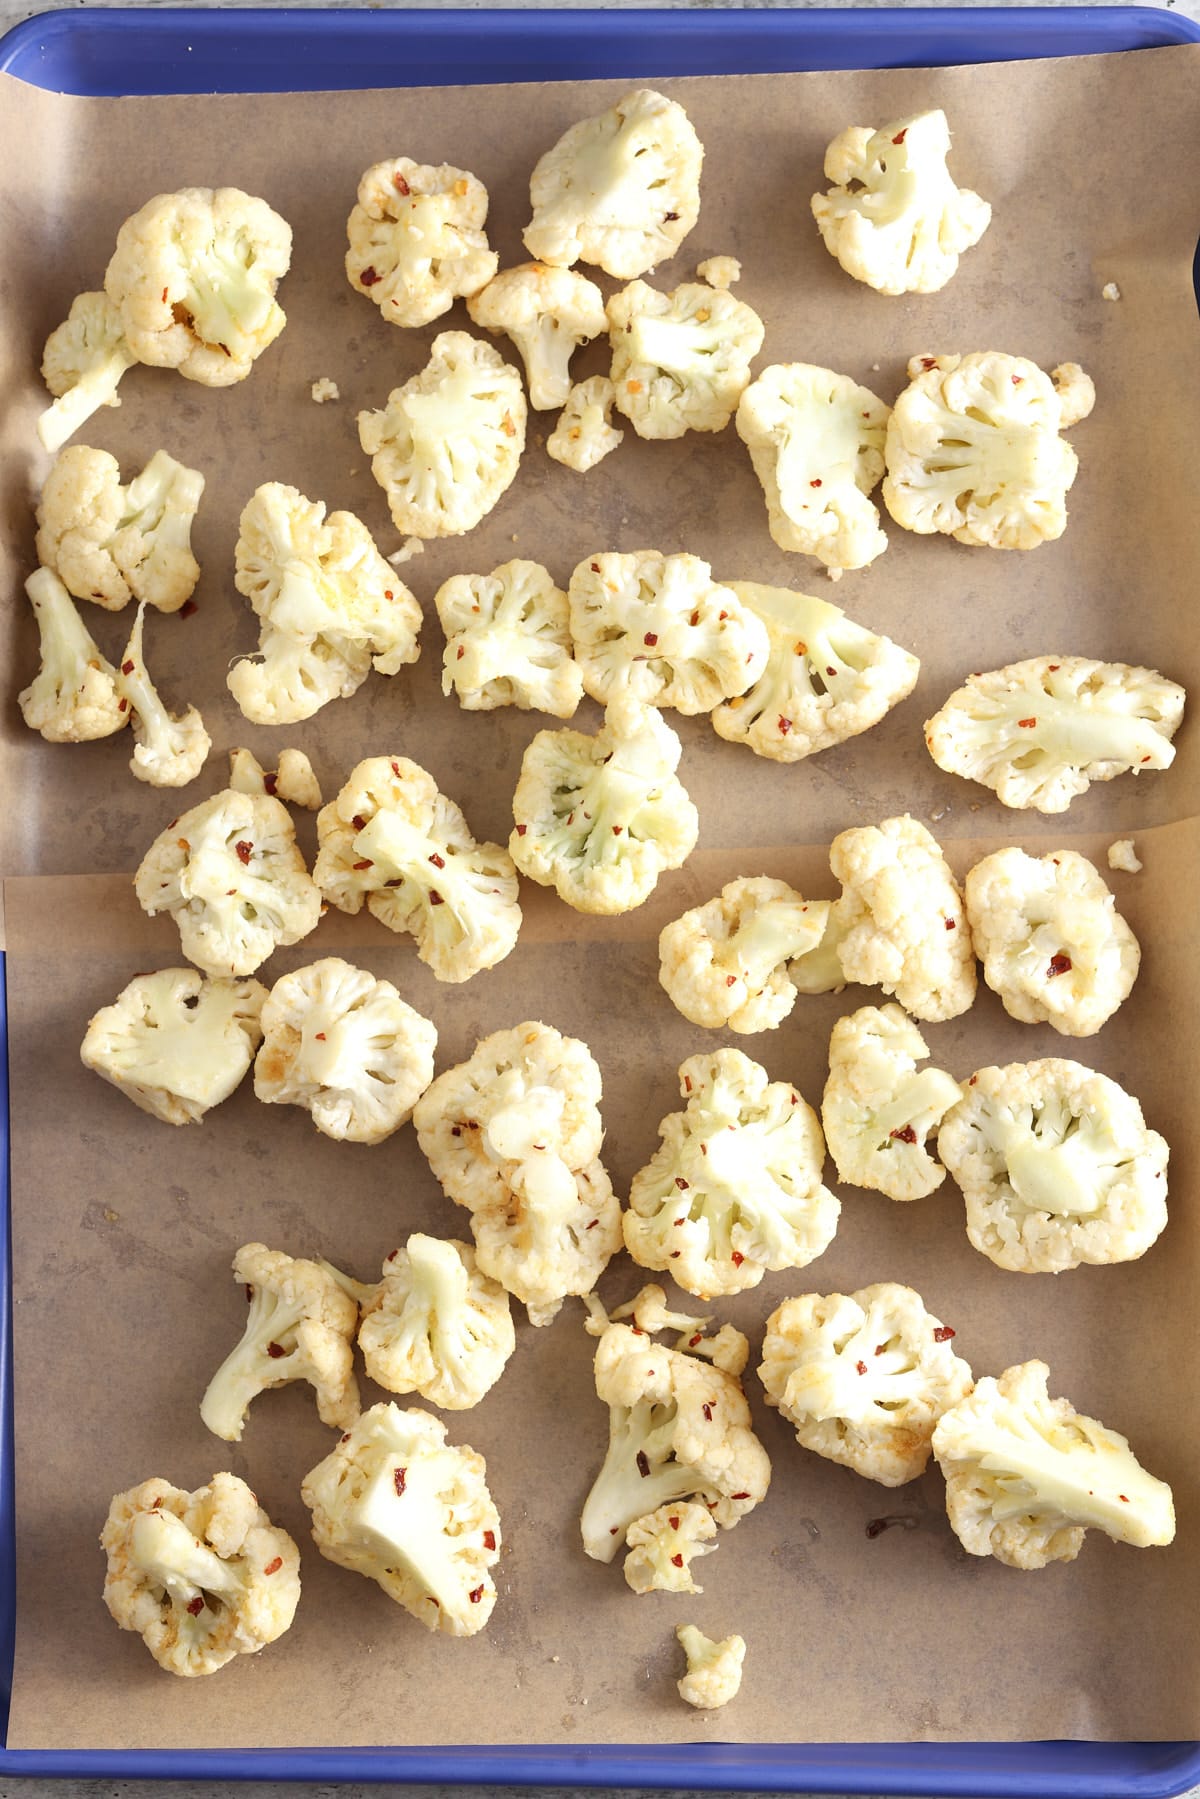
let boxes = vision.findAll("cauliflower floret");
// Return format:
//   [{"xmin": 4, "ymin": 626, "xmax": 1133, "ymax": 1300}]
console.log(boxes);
[
  {"xmin": 118, "ymin": 602, "xmax": 211, "ymax": 787},
  {"xmin": 1051, "ymin": 362, "xmax": 1096, "ymax": 429},
  {"xmin": 1108, "ymin": 838, "xmax": 1142, "ymax": 874},
  {"xmin": 314, "ymin": 756, "xmax": 521, "ymax": 984},
  {"xmin": 676, "ymin": 1625, "xmax": 745, "ymax": 1710},
  {"xmin": 658, "ymin": 876, "xmax": 827, "ymax": 1033},
  {"xmin": 346, "ymin": 157, "xmax": 498, "ymax": 328},
  {"xmin": 711, "ymin": 581, "xmax": 919, "ymax": 762},
  {"xmin": 812, "ymin": 109, "xmax": 991, "ymax": 295},
  {"xmin": 301, "ymin": 1401, "xmax": 501, "ymax": 1635},
  {"xmin": 134, "ymin": 789, "xmax": 322, "ymax": 978},
  {"xmin": 524, "ymin": 87, "xmax": 703, "ymax": 279},
  {"xmin": 937, "ymin": 1059, "xmax": 1169, "ymax": 1274},
  {"xmin": 830, "ymin": 814, "xmax": 976, "ymax": 1022},
  {"xmin": 358, "ymin": 331, "xmax": 526, "ymax": 538},
  {"xmin": 81, "ymin": 968, "xmax": 266, "ymax": 1126},
  {"xmin": 924, "ymin": 656, "xmax": 1186, "ymax": 813},
  {"xmin": 624, "ymin": 1502, "xmax": 718, "ymax": 1595},
  {"xmin": 696, "ymin": 255, "xmax": 741, "ymax": 290},
  {"xmin": 789, "ymin": 905, "xmax": 849, "ymax": 995},
  {"xmin": 229, "ymin": 746, "xmax": 323, "ymax": 809},
  {"xmin": 17, "ymin": 567, "xmax": 128, "ymax": 743},
  {"xmin": 468, "ymin": 263, "xmax": 606, "ymax": 410},
  {"xmin": 931, "ymin": 1360, "xmax": 1175, "ymax": 1569},
  {"xmin": 435, "ymin": 559, "xmax": 582, "ymax": 717},
  {"xmin": 546, "ymin": 376, "xmax": 625, "ymax": 471},
  {"xmin": 254, "ymin": 957, "xmax": 437, "ymax": 1144},
  {"xmin": 101, "ymin": 1473, "xmax": 300, "ymax": 1677},
  {"xmin": 607, "ymin": 279, "xmax": 764, "ymax": 439},
  {"xmin": 759, "ymin": 1283, "xmax": 973, "ymax": 1486},
  {"xmin": 965, "ymin": 848, "xmax": 1140, "ymax": 1036},
  {"xmin": 510, "ymin": 695, "xmax": 699, "ymax": 914},
  {"xmin": 36, "ymin": 445, "xmax": 204, "ymax": 613},
  {"xmin": 38, "ymin": 291, "xmax": 138, "ymax": 454},
  {"xmin": 310, "ymin": 377, "xmax": 340, "ymax": 403},
  {"xmin": 357, "ymin": 1234, "xmax": 515, "ymax": 1410},
  {"xmin": 883, "ymin": 352, "xmax": 1092, "ymax": 550},
  {"xmin": 821, "ymin": 1004, "xmax": 961, "ymax": 1201},
  {"xmin": 603, "ymin": 1283, "xmax": 751, "ymax": 1377}
]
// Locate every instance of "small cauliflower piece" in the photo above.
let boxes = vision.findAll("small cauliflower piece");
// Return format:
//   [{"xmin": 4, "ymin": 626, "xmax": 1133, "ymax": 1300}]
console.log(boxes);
[
  {"xmin": 101, "ymin": 1473, "xmax": 300, "ymax": 1677},
  {"xmin": 789, "ymin": 906, "xmax": 850, "ymax": 996},
  {"xmin": 924, "ymin": 657, "xmax": 1186, "ymax": 813},
  {"xmin": 1108, "ymin": 838, "xmax": 1142, "ymax": 874},
  {"xmin": 118, "ymin": 602, "xmax": 211, "ymax": 787},
  {"xmin": 932, "ymin": 1360, "xmax": 1175, "ymax": 1569},
  {"xmin": 607, "ymin": 1284, "xmax": 751, "ymax": 1378},
  {"xmin": 676, "ymin": 1625, "xmax": 745, "ymax": 1711},
  {"xmin": 435, "ymin": 559, "xmax": 582, "ymax": 717},
  {"xmin": 346, "ymin": 158, "xmax": 498, "ymax": 329},
  {"xmin": 821, "ymin": 1004, "xmax": 961, "ymax": 1201},
  {"xmin": 357, "ymin": 1234, "xmax": 515, "ymax": 1410},
  {"xmin": 468, "ymin": 263, "xmax": 606, "ymax": 411},
  {"xmin": 36, "ymin": 445, "xmax": 204, "ymax": 614},
  {"xmin": 310, "ymin": 377, "xmax": 340, "ymax": 403},
  {"xmin": 301, "ymin": 1401, "xmax": 501, "ymax": 1635},
  {"xmin": 524, "ymin": 87, "xmax": 703, "ymax": 279},
  {"xmin": 1102, "ymin": 281, "xmax": 1122, "ymax": 303},
  {"xmin": 658, "ymin": 876, "xmax": 827, "ymax": 1034},
  {"xmin": 608, "ymin": 278, "xmax": 764, "ymax": 439},
  {"xmin": 1051, "ymin": 362, "xmax": 1096, "ymax": 430},
  {"xmin": 547, "ymin": 375, "xmax": 625, "ymax": 471},
  {"xmin": 697, "ymin": 255, "xmax": 741, "ymax": 289},
  {"xmin": 38, "ymin": 291, "xmax": 138, "ymax": 454},
  {"xmin": 737, "ymin": 363, "xmax": 891, "ymax": 570},
  {"xmin": 81, "ymin": 968, "xmax": 265, "ymax": 1126},
  {"xmin": 624, "ymin": 1502, "xmax": 718, "ymax": 1595},
  {"xmin": 229, "ymin": 746, "xmax": 323, "ymax": 809},
  {"xmin": 18, "ymin": 566, "xmax": 128, "ymax": 743},
  {"xmin": 510, "ymin": 695, "xmax": 699, "ymax": 914}
]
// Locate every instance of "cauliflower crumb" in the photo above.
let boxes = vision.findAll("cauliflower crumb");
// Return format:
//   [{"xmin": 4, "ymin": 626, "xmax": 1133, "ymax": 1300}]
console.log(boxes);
[
  {"xmin": 697, "ymin": 255, "xmax": 741, "ymax": 289},
  {"xmin": 547, "ymin": 376, "xmax": 625, "ymax": 472},
  {"xmin": 1107, "ymin": 838, "xmax": 1142, "ymax": 874},
  {"xmin": 1101, "ymin": 281, "xmax": 1122, "ymax": 302},
  {"xmin": 676, "ymin": 1624, "xmax": 745, "ymax": 1711},
  {"xmin": 388, "ymin": 538, "xmax": 425, "ymax": 567},
  {"xmin": 310, "ymin": 377, "xmax": 340, "ymax": 403}
]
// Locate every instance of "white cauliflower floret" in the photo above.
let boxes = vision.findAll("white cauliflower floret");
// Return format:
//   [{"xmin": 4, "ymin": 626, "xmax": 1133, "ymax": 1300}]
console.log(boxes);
[
  {"xmin": 931, "ymin": 1360, "xmax": 1175, "ymax": 1569},
  {"xmin": 937, "ymin": 1059, "xmax": 1169, "ymax": 1274},
  {"xmin": 134, "ymin": 789, "xmax": 322, "ymax": 978},
  {"xmin": 314, "ymin": 756, "xmax": 521, "ymax": 984},
  {"xmin": 605, "ymin": 1283, "xmax": 751, "ymax": 1377},
  {"xmin": 17, "ymin": 567, "xmax": 128, "ymax": 743},
  {"xmin": 38, "ymin": 291, "xmax": 138, "ymax": 454},
  {"xmin": 607, "ymin": 278, "xmax": 764, "ymax": 438},
  {"xmin": 789, "ymin": 906, "xmax": 849, "ymax": 995},
  {"xmin": 346, "ymin": 157, "xmax": 498, "ymax": 328},
  {"xmin": 80, "ymin": 968, "xmax": 265, "ymax": 1126},
  {"xmin": 821, "ymin": 1004, "xmax": 960, "ymax": 1201},
  {"xmin": 357, "ymin": 1234, "xmax": 515, "ymax": 1410},
  {"xmin": 1051, "ymin": 362, "xmax": 1096, "ymax": 429},
  {"xmin": 468, "ymin": 263, "xmax": 606, "ymax": 410},
  {"xmin": 965, "ymin": 848, "xmax": 1140, "ymax": 1036},
  {"xmin": 696, "ymin": 255, "xmax": 741, "ymax": 289},
  {"xmin": 36, "ymin": 445, "xmax": 204, "ymax": 613},
  {"xmin": 759, "ymin": 1283, "xmax": 973, "ymax": 1487},
  {"xmin": 658, "ymin": 876, "xmax": 827, "ymax": 1034},
  {"xmin": 435, "ymin": 559, "xmax": 582, "ymax": 717},
  {"xmin": 1108, "ymin": 838, "xmax": 1142, "ymax": 874},
  {"xmin": 812, "ymin": 109, "xmax": 991, "ymax": 295},
  {"xmin": 524, "ymin": 87, "xmax": 703, "ymax": 279},
  {"xmin": 624, "ymin": 1502, "xmax": 718, "ymax": 1594},
  {"xmin": 510, "ymin": 695, "xmax": 699, "ymax": 914},
  {"xmin": 676, "ymin": 1625, "xmax": 745, "ymax": 1710},
  {"xmin": 300, "ymin": 1401, "xmax": 501, "ymax": 1635},
  {"xmin": 229, "ymin": 747, "xmax": 323, "ymax": 809},
  {"xmin": 254, "ymin": 957, "xmax": 437, "ymax": 1144},
  {"xmin": 711, "ymin": 581, "xmax": 919, "ymax": 761},
  {"xmin": 831, "ymin": 814, "xmax": 976, "ymax": 1021},
  {"xmin": 101, "ymin": 1473, "xmax": 300, "ymax": 1677},
  {"xmin": 358, "ymin": 331, "xmax": 526, "ymax": 538},
  {"xmin": 118, "ymin": 601, "xmax": 211, "ymax": 787},
  {"xmin": 546, "ymin": 376, "xmax": 625, "ymax": 471},
  {"xmin": 924, "ymin": 656, "xmax": 1186, "ymax": 813},
  {"xmin": 310, "ymin": 377, "xmax": 339, "ymax": 403}
]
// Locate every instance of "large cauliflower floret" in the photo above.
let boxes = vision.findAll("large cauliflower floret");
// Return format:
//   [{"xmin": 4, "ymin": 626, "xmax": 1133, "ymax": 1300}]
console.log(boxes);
[
  {"xmin": 607, "ymin": 278, "xmax": 764, "ymax": 439},
  {"xmin": 658, "ymin": 876, "xmax": 827, "ymax": 1034},
  {"xmin": 883, "ymin": 352, "xmax": 1093, "ymax": 550},
  {"xmin": 812, "ymin": 109, "xmax": 991, "ymax": 296},
  {"xmin": 358, "ymin": 331, "xmax": 526, "ymax": 538},
  {"xmin": 510, "ymin": 695, "xmax": 699, "ymax": 914},
  {"xmin": 937, "ymin": 1059, "xmax": 1169, "ymax": 1274},
  {"xmin": 568, "ymin": 551, "xmax": 768, "ymax": 714},
  {"xmin": 830, "ymin": 814, "xmax": 976, "ymax": 1022},
  {"xmin": 38, "ymin": 291, "xmax": 138, "ymax": 454},
  {"xmin": 301, "ymin": 1402, "xmax": 501, "ymax": 1635},
  {"xmin": 736, "ymin": 363, "xmax": 891, "ymax": 570},
  {"xmin": 18, "ymin": 567, "xmax": 128, "ymax": 743},
  {"xmin": 821, "ymin": 1004, "xmax": 961, "ymax": 1202},
  {"xmin": 357, "ymin": 1234, "xmax": 516, "ymax": 1411},
  {"xmin": 546, "ymin": 375, "xmax": 625, "ymax": 471},
  {"xmin": 759, "ymin": 1283, "xmax": 973, "ymax": 1487},
  {"xmin": 314, "ymin": 757, "xmax": 521, "ymax": 984},
  {"xmin": 434, "ymin": 559, "xmax": 582, "ymax": 717},
  {"xmin": 624, "ymin": 1048, "xmax": 840, "ymax": 1300},
  {"xmin": 468, "ymin": 263, "xmax": 606, "ymax": 410},
  {"xmin": 101, "ymin": 1473, "xmax": 300, "ymax": 1677},
  {"xmin": 711, "ymin": 581, "xmax": 919, "ymax": 762},
  {"xmin": 119, "ymin": 601, "xmax": 212, "ymax": 787},
  {"xmin": 254, "ymin": 957, "xmax": 437, "ymax": 1144},
  {"xmin": 524, "ymin": 87, "xmax": 703, "ymax": 279},
  {"xmin": 931, "ymin": 1360, "xmax": 1176, "ymax": 1570},
  {"xmin": 36, "ymin": 445, "xmax": 204, "ymax": 613},
  {"xmin": 81, "ymin": 968, "xmax": 266, "ymax": 1126},
  {"xmin": 924, "ymin": 657, "xmax": 1186, "ymax": 813},
  {"xmin": 624, "ymin": 1501, "xmax": 718, "ymax": 1595},
  {"xmin": 346, "ymin": 157, "xmax": 498, "ymax": 328},
  {"xmin": 965, "ymin": 848, "xmax": 1140, "ymax": 1036},
  {"xmin": 676, "ymin": 1624, "xmax": 746, "ymax": 1711}
]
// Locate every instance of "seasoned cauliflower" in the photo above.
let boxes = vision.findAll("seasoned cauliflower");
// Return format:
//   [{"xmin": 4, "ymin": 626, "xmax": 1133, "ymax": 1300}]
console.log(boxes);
[
  {"xmin": 924, "ymin": 656, "xmax": 1186, "ymax": 813},
  {"xmin": 434, "ymin": 559, "xmax": 582, "ymax": 717},
  {"xmin": 593, "ymin": 1283, "xmax": 751, "ymax": 1379},
  {"xmin": 314, "ymin": 756, "xmax": 521, "ymax": 983},
  {"xmin": 623, "ymin": 1501, "xmax": 718, "ymax": 1595},
  {"xmin": 607, "ymin": 278, "xmax": 764, "ymax": 438},
  {"xmin": 81, "ymin": 968, "xmax": 265, "ymax": 1126},
  {"xmin": 229, "ymin": 746, "xmax": 323, "ymax": 810},
  {"xmin": 101, "ymin": 1473, "xmax": 300, "ymax": 1677},
  {"xmin": 658, "ymin": 876, "xmax": 827, "ymax": 1034},
  {"xmin": 789, "ymin": 906, "xmax": 850, "ymax": 995},
  {"xmin": 510, "ymin": 695, "xmax": 699, "ymax": 914},
  {"xmin": 119, "ymin": 601, "xmax": 212, "ymax": 787},
  {"xmin": 696, "ymin": 254, "xmax": 741, "ymax": 289},
  {"xmin": 346, "ymin": 157, "xmax": 498, "ymax": 328},
  {"xmin": 358, "ymin": 331, "xmax": 526, "ymax": 538},
  {"xmin": 36, "ymin": 445, "xmax": 204, "ymax": 613},
  {"xmin": 18, "ymin": 566, "xmax": 128, "ymax": 743},
  {"xmin": 932, "ymin": 1360, "xmax": 1175, "ymax": 1569},
  {"xmin": 254, "ymin": 957, "xmax": 437, "ymax": 1144},
  {"xmin": 1108, "ymin": 838, "xmax": 1142, "ymax": 874},
  {"xmin": 821, "ymin": 1004, "xmax": 961, "ymax": 1201},
  {"xmin": 937, "ymin": 1059, "xmax": 1168, "ymax": 1274},
  {"xmin": 38, "ymin": 290, "xmax": 137, "ymax": 454},
  {"xmin": 546, "ymin": 375, "xmax": 625, "ymax": 471},
  {"xmin": 357, "ymin": 1234, "xmax": 515, "ymax": 1410},
  {"xmin": 468, "ymin": 263, "xmax": 606, "ymax": 410},
  {"xmin": 676, "ymin": 1625, "xmax": 745, "ymax": 1711},
  {"xmin": 524, "ymin": 87, "xmax": 703, "ymax": 279}
]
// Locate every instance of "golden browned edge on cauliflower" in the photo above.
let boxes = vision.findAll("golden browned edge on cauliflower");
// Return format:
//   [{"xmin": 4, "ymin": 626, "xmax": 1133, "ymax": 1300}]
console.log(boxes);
[
  {"xmin": 675, "ymin": 1624, "xmax": 746, "ymax": 1710},
  {"xmin": 434, "ymin": 558, "xmax": 583, "ymax": 717},
  {"xmin": 357, "ymin": 1233, "xmax": 516, "ymax": 1410},
  {"xmin": 36, "ymin": 444, "xmax": 204, "ymax": 613},
  {"xmin": 229, "ymin": 746, "xmax": 323, "ymax": 809},
  {"xmin": 118, "ymin": 601, "xmax": 212, "ymax": 788},
  {"xmin": 821, "ymin": 1003, "xmax": 962, "ymax": 1202},
  {"xmin": 18, "ymin": 566, "xmax": 129, "ymax": 743},
  {"xmin": 607, "ymin": 278, "xmax": 765, "ymax": 440},
  {"xmin": 546, "ymin": 375, "xmax": 625, "ymax": 471},
  {"xmin": 658, "ymin": 875, "xmax": 827, "ymax": 1034},
  {"xmin": 469, "ymin": 263, "xmax": 607, "ymax": 410},
  {"xmin": 624, "ymin": 1501, "xmax": 718, "ymax": 1594},
  {"xmin": 81, "ymin": 967, "xmax": 266, "ymax": 1126},
  {"xmin": 346, "ymin": 158, "xmax": 498, "ymax": 328}
]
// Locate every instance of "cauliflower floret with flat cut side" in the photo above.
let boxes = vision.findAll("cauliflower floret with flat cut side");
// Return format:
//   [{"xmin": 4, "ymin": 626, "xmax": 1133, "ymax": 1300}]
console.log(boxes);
[
  {"xmin": 937, "ymin": 1059, "xmax": 1168, "ymax": 1274},
  {"xmin": 712, "ymin": 581, "xmax": 919, "ymax": 762},
  {"xmin": 38, "ymin": 291, "xmax": 138, "ymax": 454},
  {"xmin": 525, "ymin": 87, "xmax": 703, "ymax": 279},
  {"xmin": 624, "ymin": 1502, "xmax": 717, "ymax": 1594},
  {"xmin": 81, "ymin": 968, "xmax": 265, "ymax": 1126},
  {"xmin": 229, "ymin": 747, "xmax": 322, "ymax": 809},
  {"xmin": 1108, "ymin": 839, "xmax": 1142, "ymax": 875},
  {"xmin": 468, "ymin": 263, "xmax": 606, "ymax": 410},
  {"xmin": 697, "ymin": 255, "xmax": 741, "ymax": 290},
  {"xmin": 254, "ymin": 957, "xmax": 437, "ymax": 1145},
  {"xmin": 822, "ymin": 1004, "xmax": 961, "ymax": 1201},
  {"xmin": 18, "ymin": 567, "xmax": 128, "ymax": 743},
  {"xmin": 760, "ymin": 1283, "xmax": 973, "ymax": 1486},
  {"xmin": 119, "ymin": 602, "xmax": 211, "ymax": 787},
  {"xmin": 37, "ymin": 445, "xmax": 204, "ymax": 613},
  {"xmin": 547, "ymin": 376, "xmax": 625, "ymax": 471},
  {"xmin": 510, "ymin": 696, "xmax": 698, "ymax": 915},
  {"xmin": 924, "ymin": 656, "xmax": 1185, "ymax": 813},
  {"xmin": 932, "ymin": 1360, "xmax": 1175, "ymax": 1569},
  {"xmin": 813, "ymin": 109, "xmax": 991, "ymax": 296},
  {"xmin": 608, "ymin": 279, "xmax": 764, "ymax": 439},
  {"xmin": 435, "ymin": 559, "xmax": 582, "ymax": 717},
  {"xmin": 101, "ymin": 1473, "xmax": 300, "ymax": 1677},
  {"xmin": 676, "ymin": 1625, "xmax": 745, "ymax": 1710},
  {"xmin": 358, "ymin": 1235, "xmax": 515, "ymax": 1410},
  {"xmin": 346, "ymin": 158, "xmax": 498, "ymax": 329},
  {"xmin": 658, "ymin": 876, "xmax": 827, "ymax": 1033},
  {"xmin": 965, "ymin": 848, "xmax": 1139, "ymax": 1036}
]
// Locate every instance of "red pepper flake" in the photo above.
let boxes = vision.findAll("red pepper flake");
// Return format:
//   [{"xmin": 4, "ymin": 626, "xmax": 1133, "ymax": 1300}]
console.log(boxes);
[
  {"xmin": 702, "ymin": 1403, "xmax": 713, "ymax": 1422},
  {"xmin": 810, "ymin": 478, "xmax": 823, "ymax": 489},
  {"xmin": 644, "ymin": 631, "xmax": 658, "ymax": 647},
  {"xmin": 726, "ymin": 974, "xmax": 737, "ymax": 987},
  {"xmin": 456, "ymin": 644, "xmax": 465, "ymax": 660},
  {"xmin": 674, "ymin": 1218, "xmax": 686, "ymax": 1227},
  {"xmin": 688, "ymin": 1334, "xmax": 702, "ymax": 1348},
  {"xmin": 969, "ymin": 1074, "xmax": 977, "ymax": 1086},
  {"xmin": 483, "ymin": 1529, "xmax": 496, "ymax": 1550},
  {"xmin": 790, "ymin": 1093, "xmax": 799, "ymax": 1105},
  {"xmin": 515, "ymin": 823, "xmax": 527, "ymax": 836},
  {"xmin": 636, "ymin": 1450, "xmax": 651, "ymax": 1479},
  {"xmin": 731, "ymin": 1492, "xmax": 750, "ymax": 1501},
  {"xmin": 267, "ymin": 1341, "xmax": 286, "ymax": 1359},
  {"xmin": 731, "ymin": 1251, "xmax": 744, "ymax": 1267},
  {"xmin": 360, "ymin": 266, "xmax": 381, "ymax": 286},
  {"xmin": 264, "ymin": 1556, "xmax": 283, "ymax": 1576},
  {"xmin": 429, "ymin": 852, "xmax": 445, "ymax": 868},
  {"xmin": 944, "ymin": 917, "xmax": 957, "ymax": 931},
  {"xmin": 1018, "ymin": 717, "xmax": 1037, "ymax": 729},
  {"xmin": 664, "ymin": 210, "xmax": 680, "ymax": 222},
  {"xmin": 393, "ymin": 172, "xmax": 411, "ymax": 195},
  {"xmin": 892, "ymin": 128, "xmax": 907, "ymax": 145},
  {"xmin": 186, "ymin": 1595, "xmax": 205, "ymax": 1615},
  {"xmin": 612, "ymin": 824, "xmax": 623, "ymax": 836},
  {"xmin": 264, "ymin": 772, "xmax": 278, "ymax": 796},
  {"xmin": 391, "ymin": 760, "xmax": 402, "ymax": 776},
  {"xmin": 670, "ymin": 1552, "xmax": 684, "ymax": 1568},
  {"xmin": 890, "ymin": 1124, "xmax": 918, "ymax": 1144},
  {"xmin": 689, "ymin": 610, "xmax": 700, "ymax": 626},
  {"xmin": 352, "ymin": 814, "xmax": 367, "ymax": 830},
  {"xmin": 669, "ymin": 1515, "xmax": 680, "ymax": 1530},
  {"xmin": 675, "ymin": 1177, "xmax": 689, "ymax": 1191},
  {"xmin": 469, "ymin": 1585, "xmax": 484, "ymax": 1604},
  {"xmin": 920, "ymin": 356, "xmax": 938, "ymax": 370},
  {"xmin": 778, "ymin": 716, "xmax": 792, "ymax": 735},
  {"xmin": 1046, "ymin": 952, "xmax": 1072, "ymax": 978},
  {"xmin": 394, "ymin": 1467, "xmax": 407, "ymax": 1497},
  {"xmin": 314, "ymin": 1032, "xmax": 326, "ymax": 1041},
  {"xmin": 826, "ymin": 666, "xmax": 837, "ymax": 678},
  {"xmin": 669, "ymin": 1250, "xmax": 681, "ymax": 1259},
  {"xmin": 118, "ymin": 697, "xmax": 128, "ymax": 712},
  {"xmin": 718, "ymin": 610, "xmax": 728, "ymax": 621},
  {"xmin": 384, "ymin": 589, "xmax": 394, "ymax": 602},
  {"xmin": 353, "ymin": 858, "xmax": 374, "ymax": 871},
  {"xmin": 590, "ymin": 561, "xmax": 601, "ymax": 573},
  {"xmin": 683, "ymin": 1075, "xmax": 693, "ymax": 1092},
  {"xmin": 856, "ymin": 1360, "xmax": 868, "ymax": 1375},
  {"xmin": 235, "ymin": 840, "xmax": 253, "ymax": 865},
  {"xmin": 1012, "ymin": 375, "xmax": 1024, "ymax": 386},
  {"xmin": 1048, "ymin": 663, "xmax": 1060, "ymax": 672},
  {"xmin": 874, "ymin": 1343, "xmax": 887, "ymax": 1356},
  {"xmin": 341, "ymin": 1433, "xmax": 351, "ymax": 1443},
  {"xmin": 1119, "ymin": 1495, "xmax": 1130, "ymax": 1503},
  {"xmin": 932, "ymin": 1325, "xmax": 956, "ymax": 1342},
  {"xmin": 121, "ymin": 658, "xmax": 135, "ymax": 675},
  {"xmin": 1141, "ymin": 754, "xmax": 1151, "ymax": 763},
  {"xmin": 429, "ymin": 889, "xmax": 444, "ymax": 905},
  {"xmin": 180, "ymin": 599, "xmax": 197, "ymax": 619}
]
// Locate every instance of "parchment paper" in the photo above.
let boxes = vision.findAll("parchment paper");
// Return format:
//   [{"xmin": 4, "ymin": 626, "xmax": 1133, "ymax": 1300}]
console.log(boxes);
[{"xmin": 1, "ymin": 42, "xmax": 1199, "ymax": 1753}]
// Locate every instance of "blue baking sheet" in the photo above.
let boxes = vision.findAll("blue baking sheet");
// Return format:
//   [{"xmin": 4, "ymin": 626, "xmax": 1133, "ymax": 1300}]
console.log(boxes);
[{"xmin": 3, "ymin": 7, "xmax": 1200, "ymax": 1790}]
